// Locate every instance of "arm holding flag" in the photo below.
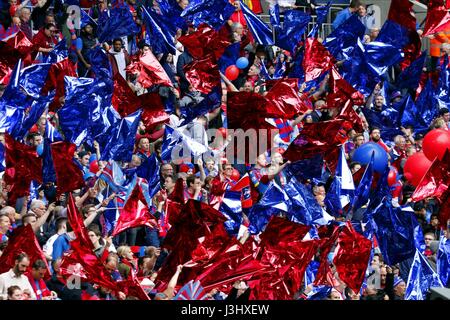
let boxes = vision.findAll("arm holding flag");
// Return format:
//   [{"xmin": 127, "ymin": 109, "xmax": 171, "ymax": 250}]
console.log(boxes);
[{"xmin": 32, "ymin": 202, "xmax": 56, "ymax": 233}]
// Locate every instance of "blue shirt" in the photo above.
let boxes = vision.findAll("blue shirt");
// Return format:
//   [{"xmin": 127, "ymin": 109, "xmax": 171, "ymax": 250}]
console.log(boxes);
[
  {"xmin": 52, "ymin": 234, "xmax": 71, "ymax": 260},
  {"xmin": 332, "ymin": 8, "xmax": 353, "ymax": 30}
]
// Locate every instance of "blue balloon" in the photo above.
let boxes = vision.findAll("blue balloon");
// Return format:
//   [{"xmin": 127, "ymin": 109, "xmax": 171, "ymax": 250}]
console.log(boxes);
[
  {"xmin": 36, "ymin": 143, "xmax": 44, "ymax": 156},
  {"xmin": 352, "ymin": 142, "xmax": 388, "ymax": 173},
  {"xmin": 236, "ymin": 57, "xmax": 249, "ymax": 69}
]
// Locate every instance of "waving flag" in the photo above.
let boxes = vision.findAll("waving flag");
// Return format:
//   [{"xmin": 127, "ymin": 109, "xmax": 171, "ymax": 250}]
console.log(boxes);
[
  {"xmin": 308, "ymin": 2, "xmax": 332, "ymax": 38},
  {"xmin": 219, "ymin": 190, "xmax": 243, "ymax": 235},
  {"xmin": 240, "ymin": 0, "xmax": 274, "ymax": 45},
  {"xmin": 276, "ymin": 9, "xmax": 310, "ymax": 53},
  {"xmin": 97, "ymin": 109, "xmax": 142, "ymax": 162},
  {"xmin": 183, "ymin": 53, "xmax": 221, "ymax": 95},
  {"xmin": 405, "ymin": 250, "xmax": 444, "ymax": 300},
  {"xmin": 415, "ymin": 79, "xmax": 439, "ymax": 127},
  {"xmin": 43, "ymin": 39, "xmax": 68, "ymax": 64},
  {"xmin": 218, "ymin": 42, "xmax": 240, "ymax": 73},
  {"xmin": 423, "ymin": 6, "xmax": 450, "ymax": 37},
  {"xmin": 156, "ymin": 0, "xmax": 187, "ymax": 31},
  {"xmin": 333, "ymin": 222, "xmax": 372, "ymax": 293},
  {"xmin": 127, "ymin": 50, "xmax": 173, "ymax": 88},
  {"xmin": 397, "ymin": 51, "xmax": 426, "ymax": 90},
  {"xmin": 437, "ymin": 235, "xmax": 450, "ymax": 287},
  {"xmin": 136, "ymin": 153, "xmax": 161, "ymax": 200},
  {"xmin": 174, "ymin": 280, "xmax": 208, "ymax": 300},
  {"xmin": 96, "ymin": 5, "xmax": 140, "ymax": 43},
  {"xmin": 324, "ymin": 14, "xmax": 366, "ymax": 60},
  {"xmin": 0, "ymin": 143, "xmax": 5, "ymax": 172},
  {"xmin": 18, "ymin": 63, "xmax": 51, "ymax": 99},
  {"xmin": 375, "ymin": 20, "xmax": 409, "ymax": 50},
  {"xmin": 142, "ymin": 6, "xmax": 177, "ymax": 55},
  {"xmin": 179, "ymin": 87, "xmax": 222, "ymax": 125},
  {"xmin": 81, "ymin": 9, "xmax": 98, "ymax": 29},
  {"xmin": 160, "ymin": 125, "xmax": 208, "ymax": 163},
  {"xmin": 325, "ymin": 146, "xmax": 355, "ymax": 217},
  {"xmin": 351, "ymin": 152, "xmax": 374, "ymax": 212},
  {"xmin": 303, "ymin": 37, "xmax": 334, "ymax": 82},
  {"xmin": 387, "ymin": 0, "xmax": 416, "ymax": 31},
  {"xmin": 180, "ymin": 0, "xmax": 235, "ymax": 30},
  {"xmin": 50, "ymin": 141, "xmax": 85, "ymax": 194}
]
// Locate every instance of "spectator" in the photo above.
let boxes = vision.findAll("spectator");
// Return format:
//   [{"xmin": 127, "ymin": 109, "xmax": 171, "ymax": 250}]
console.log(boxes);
[
  {"xmin": 0, "ymin": 253, "xmax": 36, "ymax": 300},
  {"xmin": 108, "ymin": 38, "xmax": 131, "ymax": 80},
  {"xmin": 18, "ymin": 7, "xmax": 32, "ymax": 40},
  {"xmin": 332, "ymin": 0, "xmax": 362, "ymax": 30}
]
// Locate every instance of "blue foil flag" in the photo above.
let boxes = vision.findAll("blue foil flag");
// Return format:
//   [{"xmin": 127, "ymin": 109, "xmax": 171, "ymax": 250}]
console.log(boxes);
[
  {"xmin": 351, "ymin": 152, "xmax": 374, "ymax": 212},
  {"xmin": 324, "ymin": 14, "xmax": 366, "ymax": 61},
  {"xmin": 308, "ymin": 2, "xmax": 332, "ymax": 38},
  {"xmin": 436, "ymin": 235, "xmax": 450, "ymax": 287},
  {"xmin": 219, "ymin": 190, "xmax": 243, "ymax": 235},
  {"xmin": 415, "ymin": 79, "xmax": 439, "ymax": 127},
  {"xmin": 136, "ymin": 153, "xmax": 161, "ymax": 200},
  {"xmin": 0, "ymin": 143, "xmax": 5, "ymax": 172},
  {"xmin": 180, "ymin": 0, "xmax": 235, "ymax": 30},
  {"xmin": 325, "ymin": 146, "xmax": 355, "ymax": 217},
  {"xmin": 156, "ymin": 0, "xmax": 187, "ymax": 31},
  {"xmin": 1, "ymin": 59, "xmax": 29, "ymax": 107},
  {"xmin": 58, "ymin": 76, "xmax": 98, "ymax": 146},
  {"xmin": 99, "ymin": 160, "xmax": 127, "ymax": 194},
  {"xmin": 276, "ymin": 9, "xmax": 310, "ymax": 53},
  {"xmin": 81, "ymin": 9, "xmax": 98, "ymax": 29},
  {"xmin": 96, "ymin": 5, "xmax": 140, "ymax": 43},
  {"xmin": 375, "ymin": 20, "xmax": 409, "ymax": 49},
  {"xmin": 142, "ymin": 6, "xmax": 177, "ymax": 55},
  {"xmin": 160, "ymin": 125, "xmax": 208, "ymax": 163},
  {"xmin": 18, "ymin": 63, "xmax": 51, "ymax": 99},
  {"xmin": 396, "ymin": 51, "xmax": 426, "ymax": 90},
  {"xmin": 364, "ymin": 41, "xmax": 404, "ymax": 76},
  {"xmin": 42, "ymin": 137, "xmax": 56, "ymax": 183},
  {"xmin": 405, "ymin": 250, "xmax": 444, "ymax": 300},
  {"xmin": 43, "ymin": 39, "xmax": 68, "ymax": 64},
  {"xmin": 88, "ymin": 47, "xmax": 113, "ymax": 81},
  {"xmin": 240, "ymin": 0, "xmax": 274, "ymax": 45},
  {"xmin": 98, "ymin": 109, "xmax": 142, "ymax": 162},
  {"xmin": 285, "ymin": 154, "xmax": 324, "ymax": 182},
  {"xmin": 45, "ymin": 120, "xmax": 63, "ymax": 143},
  {"xmin": 269, "ymin": 4, "xmax": 280, "ymax": 28},
  {"xmin": 8, "ymin": 94, "xmax": 53, "ymax": 140}
]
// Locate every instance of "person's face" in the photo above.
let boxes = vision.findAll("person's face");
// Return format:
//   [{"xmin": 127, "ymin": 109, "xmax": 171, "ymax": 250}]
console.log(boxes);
[
  {"xmin": 21, "ymin": 9, "xmax": 31, "ymax": 22},
  {"xmin": 374, "ymin": 96, "xmax": 384, "ymax": 107},
  {"xmin": 313, "ymin": 186, "xmax": 325, "ymax": 196},
  {"xmin": 113, "ymin": 41, "xmax": 122, "ymax": 52},
  {"xmin": 357, "ymin": 5, "xmax": 366, "ymax": 16},
  {"xmin": 396, "ymin": 137, "xmax": 406, "ymax": 150},
  {"xmin": 9, "ymin": 289, "xmax": 23, "ymax": 300},
  {"xmin": 164, "ymin": 176, "xmax": 175, "ymax": 191},
  {"xmin": 351, "ymin": 164, "xmax": 362, "ymax": 173},
  {"xmin": 431, "ymin": 216, "xmax": 439, "ymax": 227},
  {"xmin": 14, "ymin": 258, "xmax": 30, "ymax": 276},
  {"xmin": 124, "ymin": 248, "xmax": 134, "ymax": 260},
  {"xmin": 45, "ymin": 15, "xmax": 55, "ymax": 25},
  {"xmin": 44, "ymin": 26, "xmax": 56, "ymax": 37},
  {"xmin": 347, "ymin": 288, "xmax": 360, "ymax": 300},
  {"xmin": 256, "ymin": 154, "xmax": 267, "ymax": 167},
  {"xmin": 370, "ymin": 130, "xmax": 381, "ymax": 142},
  {"xmin": 81, "ymin": 155, "xmax": 90, "ymax": 166},
  {"xmin": 130, "ymin": 156, "xmax": 142, "ymax": 168},
  {"xmin": 189, "ymin": 178, "xmax": 202, "ymax": 189},
  {"xmin": 25, "ymin": 215, "xmax": 37, "ymax": 227},
  {"xmin": 330, "ymin": 291, "xmax": 342, "ymax": 300},
  {"xmin": 32, "ymin": 267, "xmax": 47, "ymax": 280},
  {"xmin": 248, "ymin": 65, "xmax": 259, "ymax": 76},
  {"xmin": 0, "ymin": 215, "xmax": 11, "ymax": 233},
  {"xmin": 105, "ymin": 260, "xmax": 117, "ymax": 273},
  {"xmin": 305, "ymin": 115, "xmax": 313, "ymax": 123},
  {"xmin": 443, "ymin": 112, "xmax": 450, "ymax": 122},
  {"xmin": 223, "ymin": 165, "xmax": 233, "ymax": 178},
  {"xmin": 242, "ymin": 82, "xmax": 253, "ymax": 92},
  {"xmin": 161, "ymin": 164, "xmax": 173, "ymax": 177},
  {"xmin": 205, "ymin": 160, "xmax": 215, "ymax": 172},
  {"xmin": 33, "ymin": 135, "xmax": 42, "ymax": 146},
  {"xmin": 380, "ymin": 266, "xmax": 387, "ymax": 284},
  {"xmin": 33, "ymin": 204, "xmax": 46, "ymax": 217},
  {"xmin": 371, "ymin": 255, "xmax": 380, "ymax": 267},
  {"xmin": 88, "ymin": 231, "xmax": 101, "ymax": 246},
  {"xmin": 139, "ymin": 138, "xmax": 150, "ymax": 151},
  {"xmin": 424, "ymin": 235, "xmax": 434, "ymax": 246},
  {"xmin": 179, "ymin": 0, "xmax": 189, "ymax": 9},
  {"xmin": 394, "ymin": 282, "xmax": 406, "ymax": 297},
  {"xmin": 142, "ymin": 46, "xmax": 151, "ymax": 54},
  {"xmin": 355, "ymin": 136, "xmax": 365, "ymax": 146},
  {"xmin": 347, "ymin": 129, "xmax": 356, "ymax": 140},
  {"xmin": 85, "ymin": 24, "xmax": 93, "ymax": 34},
  {"xmin": 268, "ymin": 65, "xmax": 275, "ymax": 75}
]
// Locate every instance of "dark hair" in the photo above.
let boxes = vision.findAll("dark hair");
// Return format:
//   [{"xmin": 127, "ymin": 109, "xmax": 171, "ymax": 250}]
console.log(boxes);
[
  {"xmin": 87, "ymin": 224, "xmax": 102, "ymax": 237},
  {"xmin": 44, "ymin": 23, "xmax": 55, "ymax": 30},
  {"xmin": 349, "ymin": 162, "xmax": 361, "ymax": 170},
  {"xmin": 352, "ymin": 134, "xmax": 364, "ymax": 142},
  {"xmin": 22, "ymin": 213, "xmax": 37, "ymax": 224},
  {"xmin": 186, "ymin": 174, "xmax": 198, "ymax": 188},
  {"xmin": 439, "ymin": 107, "xmax": 449, "ymax": 116},
  {"xmin": 369, "ymin": 127, "xmax": 381, "ymax": 135},
  {"xmin": 413, "ymin": 201, "xmax": 425, "ymax": 212},
  {"xmin": 113, "ymin": 38, "xmax": 123, "ymax": 44},
  {"xmin": 15, "ymin": 252, "xmax": 29, "ymax": 263},
  {"xmin": 7, "ymin": 285, "xmax": 21, "ymax": 297},
  {"xmin": 55, "ymin": 217, "xmax": 67, "ymax": 231},
  {"xmin": 32, "ymin": 259, "xmax": 47, "ymax": 270},
  {"xmin": 350, "ymin": 0, "xmax": 363, "ymax": 8}
]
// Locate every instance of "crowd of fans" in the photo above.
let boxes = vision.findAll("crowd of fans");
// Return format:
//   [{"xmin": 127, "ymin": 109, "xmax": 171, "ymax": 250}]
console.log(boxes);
[{"xmin": 0, "ymin": 0, "xmax": 449, "ymax": 301}]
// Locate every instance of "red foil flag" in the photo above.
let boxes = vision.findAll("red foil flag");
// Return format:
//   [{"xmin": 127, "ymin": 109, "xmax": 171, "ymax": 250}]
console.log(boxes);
[
  {"xmin": 327, "ymin": 67, "xmax": 365, "ymax": 109},
  {"xmin": 111, "ymin": 71, "xmax": 141, "ymax": 116},
  {"xmin": 126, "ymin": 50, "xmax": 173, "ymax": 88},
  {"xmin": 399, "ymin": 30, "xmax": 422, "ymax": 71},
  {"xmin": 423, "ymin": 7, "xmax": 450, "ymax": 37},
  {"xmin": 0, "ymin": 225, "xmax": 51, "ymax": 278},
  {"xmin": 303, "ymin": 37, "xmax": 335, "ymax": 82},
  {"xmin": 283, "ymin": 119, "xmax": 347, "ymax": 163},
  {"xmin": 335, "ymin": 99, "xmax": 364, "ymax": 133},
  {"xmin": 258, "ymin": 216, "xmax": 310, "ymax": 250},
  {"xmin": 178, "ymin": 24, "xmax": 231, "ymax": 60},
  {"xmin": 387, "ymin": 0, "xmax": 417, "ymax": 31},
  {"xmin": 50, "ymin": 141, "xmax": 85, "ymax": 195},
  {"xmin": 67, "ymin": 193, "xmax": 93, "ymax": 248},
  {"xmin": 333, "ymin": 222, "xmax": 372, "ymax": 293},
  {"xmin": 0, "ymin": 31, "xmax": 34, "ymax": 84},
  {"xmin": 314, "ymin": 226, "xmax": 341, "ymax": 287},
  {"xmin": 411, "ymin": 149, "xmax": 450, "ymax": 202},
  {"xmin": 116, "ymin": 277, "xmax": 150, "ymax": 300},
  {"xmin": 112, "ymin": 182, "xmax": 158, "ymax": 237},
  {"xmin": 4, "ymin": 134, "xmax": 42, "ymax": 203},
  {"xmin": 183, "ymin": 53, "xmax": 221, "ymax": 95},
  {"xmin": 264, "ymin": 78, "xmax": 310, "ymax": 118}
]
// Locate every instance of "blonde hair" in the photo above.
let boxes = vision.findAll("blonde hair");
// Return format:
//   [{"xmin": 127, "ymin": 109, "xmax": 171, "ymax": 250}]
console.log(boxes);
[{"xmin": 116, "ymin": 246, "xmax": 131, "ymax": 258}]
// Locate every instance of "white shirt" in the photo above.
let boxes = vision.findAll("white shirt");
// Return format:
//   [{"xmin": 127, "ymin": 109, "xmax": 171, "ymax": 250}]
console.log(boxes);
[
  {"xmin": 109, "ymin": 48, "xmax": 127, "ymax": 80},
  {"xmin": 43, "ymin": 233, "xmax": 60, "ymax": 257},
  {"xmin": 0, "ymin": 269, "xmax": 37, "ymax": 300}
]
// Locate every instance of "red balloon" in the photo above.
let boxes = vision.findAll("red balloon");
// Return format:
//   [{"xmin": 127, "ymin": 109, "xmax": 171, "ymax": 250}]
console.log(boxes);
[
  {"xmin": 403, "ymin": 152, "xmax": 432, "ymax": 186},
  {"xmin": 89, "ymin": 160, "xmax": 99, "ymax": 174},
  {"xmin": 387, "ymin": 166, "xmax": 398, "ymax": 186},
  {"xmin": 225, "ymin": 65, "xmax": 239, "ymax": 81},
  {"xmin": 422, "ymin": 129, "xmax": 450, "ymax": 161},
  {"xmin": 231, "ymin": 168, "xmax": 240, "ymax": 181}
]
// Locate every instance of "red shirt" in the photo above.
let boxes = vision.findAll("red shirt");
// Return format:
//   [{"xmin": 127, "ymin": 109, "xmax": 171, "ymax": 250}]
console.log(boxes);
[{"xmin": 32, "ymin": 28, "xmax": 58, "ymax": 57}]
